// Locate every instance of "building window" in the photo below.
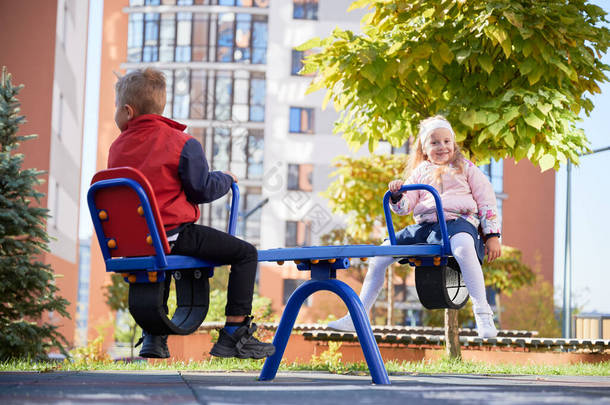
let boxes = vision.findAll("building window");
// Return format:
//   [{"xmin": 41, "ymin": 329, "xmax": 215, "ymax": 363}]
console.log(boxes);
[
  {"xmin": 293, "ymin": 0, "xmax": 318, "ymax": 20},
  {"xmin": 291, "ymin": 49, "xmax": 314, "ymax": 76},
  {"xmin": 211, "ymin": 127, "xmax": 264, "ymax": 180},
  {"xmin": 289, "ymin": 107, "xmax": 314, "ymax": 134},
  {"xmin": 285, "ymin": 221, "xmax": 311, "ymax": 247},
  {"xmin": 192, "ymin": 13, "xmax": 210, "ymax": 61},
  {"xmin": 143, "ymin": 13, "xmax": 160, "ymax": 62},
  {"xmin": 283, "ymin": 279, "xmax": 311, "ymax": 306},
  {"xmin": 159, "ymin": 13, "xmax": 176, "ymax": 61},
  {"xmin": 127, "ymin": 13, "xmax": 144, "ymax": 62},
  {"xmin": 127, "ymin": 10, "xmax": 267, "ymax": 64},
  {"xmin": 287, "ymin": 163, "xmax": 313, "ymax": 191}
]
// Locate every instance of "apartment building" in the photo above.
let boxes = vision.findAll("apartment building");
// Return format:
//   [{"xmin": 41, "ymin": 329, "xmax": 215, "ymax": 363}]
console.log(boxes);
[
  {"xmin": 89, "ymin": 0, "xmax": 554, "ymax": 334},
  {"xmin": 0, "ymin": 0, "xmax": 89, "ymax": 345}
]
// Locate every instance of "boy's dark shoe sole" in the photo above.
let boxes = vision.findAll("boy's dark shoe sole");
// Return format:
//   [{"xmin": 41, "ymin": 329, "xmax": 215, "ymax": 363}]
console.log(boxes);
[
  {"xmin": 136, "ymin": 334, "xmax": 170, "ymax": 359},
  {"xmin": 210, "ymin": 318, "xmax": 275, "ymax": 359}
]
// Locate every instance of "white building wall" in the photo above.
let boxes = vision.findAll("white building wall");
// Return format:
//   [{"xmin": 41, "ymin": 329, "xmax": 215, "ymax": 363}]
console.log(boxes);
[
  {"xmin": 48, "ymin": 0, "xmax": 88, "ymax": 263},
  {"xmin": 261, "ymin": 1, "xmax": 368, "ymax": 249}
]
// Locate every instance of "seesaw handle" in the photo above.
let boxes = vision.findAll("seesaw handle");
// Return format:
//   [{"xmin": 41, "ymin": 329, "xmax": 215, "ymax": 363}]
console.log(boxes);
[{"xmin": 382, "ymin": 184, "xmax": 450, "ymax": 256}]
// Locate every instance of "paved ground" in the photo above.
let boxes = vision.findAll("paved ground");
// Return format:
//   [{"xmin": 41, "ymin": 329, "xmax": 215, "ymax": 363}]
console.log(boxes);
[{"xmin": 1, "ymin": 371, "xmax": 609, "ymax": 404}]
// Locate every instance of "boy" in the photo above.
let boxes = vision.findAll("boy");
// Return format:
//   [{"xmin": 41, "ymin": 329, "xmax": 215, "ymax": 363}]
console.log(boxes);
[{"xmin": 109, "ymin": 68, "xmax": 275, "ymax": 360}]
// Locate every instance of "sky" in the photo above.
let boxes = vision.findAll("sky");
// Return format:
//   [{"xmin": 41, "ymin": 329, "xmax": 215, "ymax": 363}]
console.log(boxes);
[{"xmin": 79, "ymin": 0, "xmax": 610, "ymax": 314}]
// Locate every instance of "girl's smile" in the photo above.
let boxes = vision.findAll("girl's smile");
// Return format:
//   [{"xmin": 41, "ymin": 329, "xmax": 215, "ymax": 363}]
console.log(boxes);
[{"xmin": 423, "ymin": 128, "xmax": 455, "ymax": 165}]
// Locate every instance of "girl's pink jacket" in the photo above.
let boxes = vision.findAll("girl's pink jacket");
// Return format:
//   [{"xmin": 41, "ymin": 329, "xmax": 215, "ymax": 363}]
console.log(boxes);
[{"xmin": 390, "ymin": 159, "xmax": 501, "ymax": 236}]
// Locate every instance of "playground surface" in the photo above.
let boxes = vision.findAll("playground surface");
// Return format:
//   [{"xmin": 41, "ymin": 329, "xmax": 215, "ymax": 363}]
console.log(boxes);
[{"xmin": 1, "ymin": 370, "xmax": 609, "ymax": 404}]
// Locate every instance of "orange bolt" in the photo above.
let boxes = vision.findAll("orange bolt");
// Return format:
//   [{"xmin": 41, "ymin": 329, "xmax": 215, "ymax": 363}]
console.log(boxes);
[
  {"xmin": 107, "ymin": 239, "xmax": 117, "ymax": 249},
  {"xmin": 277, "ymin": 260, "xmax": 284, "ymax": 265},
  {"xmin": 148, "ymin": 271, "xmax": 158, "ymax": 282},
  {"xmin": 433, "ymin": 256, "xmax": 441, "ymax": 266},
  {"xmin": 128, "ymin": 274, "xmax": 137, "ymax": 283},
  {"xmin": 414, "ymin": 259, "xmax": 422, "ymax": 266},
  {"xmin": 146, "ymin": 235, "xmax": 153, "ymax": 245},
  {"xmin": 121, "ymin": 273, "xmax": 129, "ymax": 278},
  {"xmin": 137, "ymin": 206, "xmax": 144, "ymax": 216},
  {"xmin": 294, "ymin": 260, "xmax": 301, "ymax": 265},
  {"xmin": 98, "ymin": 210, "xmax": 108, "ymax": 220},
  {"xmin": 360, "ymin": 257, "xmax": 368, "ymax": 262},
  {"xmin": 311, "ymin": 259, "xmax": 319, "ymax": 264},
  {"xmin": 328, "ymin": 258, "xmax": 336, "ymax": 263}
]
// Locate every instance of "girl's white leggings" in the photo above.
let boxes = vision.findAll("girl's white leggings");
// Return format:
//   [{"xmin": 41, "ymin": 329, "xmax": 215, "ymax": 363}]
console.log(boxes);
[{"xmin": 359, "ymin": 232, "xmax": 492, "ymax": 315}]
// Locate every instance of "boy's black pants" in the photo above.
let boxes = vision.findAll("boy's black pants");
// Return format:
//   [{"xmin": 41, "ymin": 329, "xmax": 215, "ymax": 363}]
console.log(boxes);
[{"xmin": 163, "ymin": 223, "xmax": 258, "ymax": 317}]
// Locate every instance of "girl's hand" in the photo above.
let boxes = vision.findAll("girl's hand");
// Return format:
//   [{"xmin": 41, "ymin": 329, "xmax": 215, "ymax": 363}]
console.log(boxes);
[
  {"xmin": 389, "ymin": 179, "xmax": 404, "ymax": 193},
  {"xmin": 485, "ymin": 236, "xmax": 502, "ymax": 262}
]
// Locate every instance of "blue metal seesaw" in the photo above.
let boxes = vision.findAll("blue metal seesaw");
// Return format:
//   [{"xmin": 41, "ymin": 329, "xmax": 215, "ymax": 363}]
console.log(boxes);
[
  {"xmin": 256, "ymin": 184, "xmax": 458, "ymax": 385},
  {"xmin": 88, "ymin": 170, "xmax": 464, "ymax": 385}
]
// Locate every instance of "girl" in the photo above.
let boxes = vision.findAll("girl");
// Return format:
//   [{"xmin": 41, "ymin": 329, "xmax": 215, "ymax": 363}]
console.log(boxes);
[{"xmin": 328, "ymin": 116, "xmax": 502, "ymax": 338}]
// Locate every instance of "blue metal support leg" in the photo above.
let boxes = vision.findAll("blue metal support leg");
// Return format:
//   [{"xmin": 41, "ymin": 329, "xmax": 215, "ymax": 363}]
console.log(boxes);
[{"xmin": 258, "ymin": 278, "xmax": 390, "ymax": 385}]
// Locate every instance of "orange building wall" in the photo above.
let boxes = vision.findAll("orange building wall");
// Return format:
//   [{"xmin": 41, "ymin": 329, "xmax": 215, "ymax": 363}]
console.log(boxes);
[
  {"xmin": 87, "ymin": 0, "xmax": 129, "ymax": 346},
  {"xmin": 0, "ymin": 0, "xmax": 58, "ymax": 207},
  {"xmin": 502, "ymin": 158, "xmax": 555, "ymax": 283},
  {"xmin": 0, "ymin": 1, "xmax": 81, "ymax": 346}
]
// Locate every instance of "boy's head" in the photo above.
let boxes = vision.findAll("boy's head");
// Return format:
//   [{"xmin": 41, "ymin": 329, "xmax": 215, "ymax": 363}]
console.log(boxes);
[{"xmin": 114, "ymin": 68, "xmax": 166, "ymax": 131}]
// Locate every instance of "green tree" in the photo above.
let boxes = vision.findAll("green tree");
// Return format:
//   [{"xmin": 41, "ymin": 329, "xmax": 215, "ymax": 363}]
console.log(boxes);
[
  {"xmin": 0, "ymin": 67, "xmax": 70, "ymax": 361},
  {"xmin": 300, "ymin": 0, "xmax": 610, "ymax": 170},
  {"xmin": 302, "ymin": 0, "xmax": 609, "ymax": 358}
]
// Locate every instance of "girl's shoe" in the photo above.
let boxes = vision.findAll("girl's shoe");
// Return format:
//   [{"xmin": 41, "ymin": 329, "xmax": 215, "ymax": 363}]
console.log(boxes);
[
  {"xmin": 474, "ymin": 312, "xmax": 498, "ymax": 338},
  {"xmin": 327, "ymin": 315, "xmax": 356, "ymax": 332}
]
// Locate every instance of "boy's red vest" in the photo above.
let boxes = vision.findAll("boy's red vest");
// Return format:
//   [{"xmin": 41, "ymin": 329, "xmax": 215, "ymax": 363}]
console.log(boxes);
[{"xmin": 108, "ymin": 114, "xmax": 232, "ymax": 234}]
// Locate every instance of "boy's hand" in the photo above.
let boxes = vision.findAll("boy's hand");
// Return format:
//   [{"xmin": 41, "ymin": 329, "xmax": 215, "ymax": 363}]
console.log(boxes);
[
  {"xmin": 485, "ymin": 236, "xmax": 501, "ymax": 262},
  {"xmin": 388, "ymin": 179, "xmax": 404, "ymax": 193},
  {"xmin": 224, "ymin": 171, "xmax": 238, "ymax": 183}
]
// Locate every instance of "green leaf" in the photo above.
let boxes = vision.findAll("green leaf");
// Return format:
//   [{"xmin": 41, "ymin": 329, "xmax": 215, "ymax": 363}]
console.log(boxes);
[
  {"xmin": 455, "ymin": 49, "xmax": 471, "ymax": 64},
  {"xmin": 381, "ymin": 86, "xmax": 397, "ymax": 103},
  {"xmin": 518, "ymin": 58, "xmax": 536, "ymax": 75},
  {"xmin": 503, "ymin": 106, "xmax": 520, "ymax": 122},
  {"xmin": 503, "ymin": 10, "xmax": 523, "ymax": 28},
  {"xmin": 361, "ymin": 64, "xmax": 377, "ymax": 83},
  {"xmin": 439, "ymin": 42, "xmax": 454, "ymax": 64},
  {"xmin": 537, "ymin": 103, "xmax": 552, "ymax": 115},
  {"xmin": 322, "ymin": 89, "xmax": 333, "ymax": 110},
  {"xmin": 460, "ymin": 110, "xmax": 476, "ymax": 128},
  {"xmin": 347, "ymin": 0, "xmax": 370, "ymax": 12},
  {"xmin": 487, "ymin": 120, "xmax": 505, "ymax": 136},
  {"xmin": 524, "ymin": 112, "xmax": 544, "ymax": 130},
  {"xmin": 504, "ymin": 131, "xmax": 516, "ymax": 147},
  {"xmin": 500, "ymin": 37, "xmax": 512, "ymax": 58},
  {"xmin": 412, "ymin": 43, "xmax": 432, "ymax": 59},
  {"xmin": 296, "ymin": 37, "xmax": 322, "ymax": 51},
  {"xmin": 527, "ymin": 66, "xmax": 544, "ymax": 85},
  {"xmin": 478, "ymin": 54, "xmax": 494, "ymax": 74},
  {"xmin": 538, "ymin": 154, "xmax": 555, "ymax": 172}
]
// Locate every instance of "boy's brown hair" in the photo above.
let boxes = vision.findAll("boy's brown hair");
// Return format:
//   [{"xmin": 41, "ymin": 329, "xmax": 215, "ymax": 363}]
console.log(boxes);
[{"xmin": 115, "ymin": 68, "xmax": 166, "ymax": 115}]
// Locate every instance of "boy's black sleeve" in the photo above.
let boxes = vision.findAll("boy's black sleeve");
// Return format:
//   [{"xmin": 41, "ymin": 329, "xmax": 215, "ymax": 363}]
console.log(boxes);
[{"xmin": 178, "ymin": 138, "xmax": 233, "ymax": 204}]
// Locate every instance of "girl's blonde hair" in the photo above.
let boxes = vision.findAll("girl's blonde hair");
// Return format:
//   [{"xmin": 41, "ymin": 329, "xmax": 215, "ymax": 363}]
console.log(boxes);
[{"xmin": 405, "ymin": 115, "xmax": 465, "ymax": 182}]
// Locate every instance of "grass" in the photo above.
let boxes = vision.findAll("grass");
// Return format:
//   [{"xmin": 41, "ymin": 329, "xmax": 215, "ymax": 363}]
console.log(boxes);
[{"xmin": 1, "ymin": 357, "xmax": 609, "ymax": 376}]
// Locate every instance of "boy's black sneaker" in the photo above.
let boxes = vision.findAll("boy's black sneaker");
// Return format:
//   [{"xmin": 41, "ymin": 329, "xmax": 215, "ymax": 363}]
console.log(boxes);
[
  {"xmin": 135, "ymin": 331, "xmax": 170, "ymax": 358},
  {"xmin": 210, "ymin": 316, "xmax": 275, "ymax": 359}
]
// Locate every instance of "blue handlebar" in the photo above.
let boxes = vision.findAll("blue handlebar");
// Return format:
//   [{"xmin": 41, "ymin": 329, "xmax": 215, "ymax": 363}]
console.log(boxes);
[
  {"xmin": 383, "ymin": 184, "xmax": 451, "ymax": 256},
  {"xmin": 227, "ymin": 183, "xmax": 240, "ymax": 236}
]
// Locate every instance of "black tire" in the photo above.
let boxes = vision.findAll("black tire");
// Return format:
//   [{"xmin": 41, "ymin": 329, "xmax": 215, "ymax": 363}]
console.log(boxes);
[
  {"xmin": 128, "ymin": 269, "xmax": 210, "ymax": 335},
  {"xmin": 414, "ymin": 258, "xmax": 469, "ymax": 309}
]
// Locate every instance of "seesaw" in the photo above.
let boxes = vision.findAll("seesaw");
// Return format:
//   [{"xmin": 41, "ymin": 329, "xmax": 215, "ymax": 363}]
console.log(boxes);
[{"xmin": 88, "ymin": 168, "xmax": 468, "ymax": 385}]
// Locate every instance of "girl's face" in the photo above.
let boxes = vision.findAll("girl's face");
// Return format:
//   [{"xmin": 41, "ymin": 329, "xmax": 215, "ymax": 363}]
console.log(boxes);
[{"xmin": 423, "ymin": 128, "xmax": 455, "ymax": 165}]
